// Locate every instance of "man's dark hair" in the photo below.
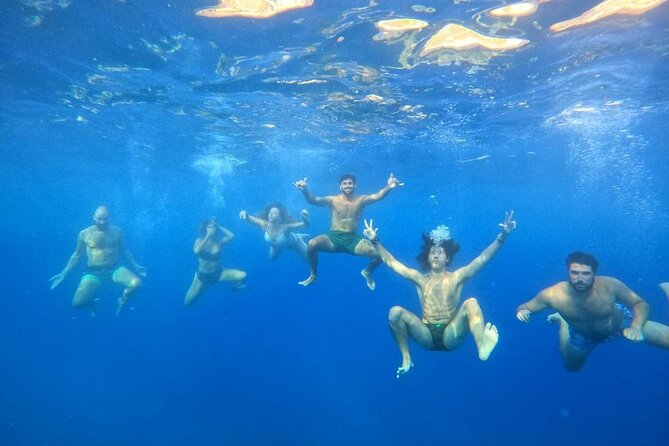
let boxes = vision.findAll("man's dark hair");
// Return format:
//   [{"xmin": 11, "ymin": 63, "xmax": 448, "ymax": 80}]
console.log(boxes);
[
  {"xmin": 416, "ymin": 234, "xmax": 460, "ymax": 271},
  {"xmin": 339, "ymin": 173, "xmax": 356, "ymax": 184},
  {"xmin": 566, "ymin": 251, "xmax": 599, "ymax": 273}
]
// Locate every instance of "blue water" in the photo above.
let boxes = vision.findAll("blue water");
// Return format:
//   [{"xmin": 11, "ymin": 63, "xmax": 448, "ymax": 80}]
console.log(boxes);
[{"xmin": 2, "ymin": 1, "xmax": 669, "ymax": 445}]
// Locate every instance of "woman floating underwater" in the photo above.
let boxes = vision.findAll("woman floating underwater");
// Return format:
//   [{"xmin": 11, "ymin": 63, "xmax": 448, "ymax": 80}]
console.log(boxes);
[{"xmin": 239, "ymin": 203, "xmax": 310, "ymax": 260}]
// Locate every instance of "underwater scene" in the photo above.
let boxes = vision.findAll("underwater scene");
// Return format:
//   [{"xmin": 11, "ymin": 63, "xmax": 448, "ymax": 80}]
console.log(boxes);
[{"xmin": 1, "ymin": 1, "xmax": 669, "ymax": 445}]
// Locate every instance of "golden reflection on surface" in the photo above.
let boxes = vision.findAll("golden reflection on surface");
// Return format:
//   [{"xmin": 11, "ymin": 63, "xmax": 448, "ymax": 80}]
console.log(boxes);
[
  {"xmin": 376, "ymin": 18, "xmax": 429, "ymax": 32},
  {"xmin": 489, "ymin": 1, "xmax": 539, "ymax": 17},
  {"xmin": 195, "ymin": 0, "xmax": 314, "ymax": 19},
  {"xmin": 550, "ymin": 0, "xmax": 666, "ymax": 32},
  {"xmin": 373, "ymin": 18, "xmax": 429, "ymax": 46},
  {"xmin": 420, "ymin": 23, "xmax": 529, "ymax": 55}
]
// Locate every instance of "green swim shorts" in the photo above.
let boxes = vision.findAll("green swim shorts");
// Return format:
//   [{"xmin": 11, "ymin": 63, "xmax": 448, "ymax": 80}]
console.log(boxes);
[{"xmin": 326, "ymin": 230, "xmax": 363, "ymax": 254}]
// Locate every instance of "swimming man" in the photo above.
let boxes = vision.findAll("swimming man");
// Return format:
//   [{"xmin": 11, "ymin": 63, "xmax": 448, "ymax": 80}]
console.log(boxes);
[
  {"xmin": 50, "ymin": 205, "xmax": 146, "ymax": 316},
  {"xmin": 516, "ymin": 251, "xmax": 669, "ymax": 371},
  {"xmin": 363, "ymin": 211, "xmax": 516, "ymax": 377},
  {"xmin": 293, "ymin": 173, "xmax": 403, "ymax": 289}
]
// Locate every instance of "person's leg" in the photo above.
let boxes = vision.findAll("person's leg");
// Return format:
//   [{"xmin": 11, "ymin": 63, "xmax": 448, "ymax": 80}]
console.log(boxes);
[
  {"xmin": 442, "ymin": 297, "xmax": 499, "ymax": 360},
  {"xmin": 388, "ymin": 306, "xmax": 432, "ymax": 377},
  {"xmin": 660, "ymin": 283, "xmax": 669, "ymax": 300},
  {"xmin": 298, "ymin": 234, "xmax": 333, "ymax": 286},
  {"xmin": 641, "ymin": 320, "xmax": 669, "ymax": 349},
  {"xmin": 293, "ymin": 233, "xmax": 308, "ymax": 259},
  {"xmin": 73, "ymin": 276, "xmax": 101, "ymax": 315},
  {"xmin": 220, "ymin": 268, "xmax": 247, "ymax": 290},
  {"xmin": 354, "ymin": 239, "xmax": 381, "ymax": 290},
  {"xmin": 547, "ymin": 313, "xmax": 591, "ymax": 371},
  {"xmin": 112, "ymin": 267, "xmax": 142, "ymax": 315},
  {"xmin": 185, "ymin": 273, "xmax": 206, "ymax": 306}
]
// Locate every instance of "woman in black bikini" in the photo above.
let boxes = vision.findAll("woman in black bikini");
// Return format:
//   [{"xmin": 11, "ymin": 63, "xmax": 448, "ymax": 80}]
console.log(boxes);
[{"xmin": 185, "ymin": 218, "xmax": 246, "ymax": 306}]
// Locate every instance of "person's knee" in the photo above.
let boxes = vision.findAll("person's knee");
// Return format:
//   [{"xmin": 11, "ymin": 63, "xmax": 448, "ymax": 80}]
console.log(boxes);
[
  {"xmin": 463, "ymin": 297, "xmax": 481, "ymax": 313},
  {"xmin": 72, "ymin": 296, "xmax": 89, "ymax": 309},
  {"xmin": 388, "ymin": 306, "xmax": 405, "ymax": 322},
  {"xmin": 563, "ymin": 359, "xmax": 585, "ymax": 372},
  {"xmin": 561, "ymin": 350, "xmax": 587, "ymax": 372},
  {"xmin": 128, "ymin": 277, "xmax": 142, "ymax": 290}
]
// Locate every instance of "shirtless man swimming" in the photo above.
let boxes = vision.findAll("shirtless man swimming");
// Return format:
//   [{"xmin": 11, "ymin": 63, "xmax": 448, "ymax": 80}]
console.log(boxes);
[
  {"xmin": 293, "ymin": 173, "xmax": 403, "ymax": 289},
  {"xmin": 363, "ymin": 211, "xmax": 516, "ymax": 378},
  {"xmin": 49, "ymin": 205, "xmax": 146, "ymax": 316},
  {"xmin": 516, "ymin": 251, "xmax": 669, "ymax": 371}
]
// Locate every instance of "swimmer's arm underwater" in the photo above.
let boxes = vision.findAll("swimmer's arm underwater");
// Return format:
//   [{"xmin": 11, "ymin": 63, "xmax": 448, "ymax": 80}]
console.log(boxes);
[
  {"xmin": 363, "ymin": 219, "xmax": 422, "ymax": 284},
  {"xmin": 239, "ymin": 210, "xmax": 268, "ymax": 229},
  {"xmin": 362, "ymin": 173, "xmax": 404, "ymax": 205},
  {"xmin": 293, "ymin": 177, "xmax": 331, "ymax": 206},
  {"xmin": 49, "ymin": 231, "xmax": 86, "ymax": 289},
  {"xmin": 458, "ymin": 210, "xmax": 516, "ymax": 281}
]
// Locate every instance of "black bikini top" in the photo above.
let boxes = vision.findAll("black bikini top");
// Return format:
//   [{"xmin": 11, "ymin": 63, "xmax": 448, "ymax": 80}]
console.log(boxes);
[{"xmin": 197, "ymin": 250, "xmax": 221, "ymax": 261}]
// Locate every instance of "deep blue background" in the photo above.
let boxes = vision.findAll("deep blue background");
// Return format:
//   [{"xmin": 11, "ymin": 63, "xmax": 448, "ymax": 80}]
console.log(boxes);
[{"xmin": 2, "ymin": 1, "xmax": 669, "ymax": 445}]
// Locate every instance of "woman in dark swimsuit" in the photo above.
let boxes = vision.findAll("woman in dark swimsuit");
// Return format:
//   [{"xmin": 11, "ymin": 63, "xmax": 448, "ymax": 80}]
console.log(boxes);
[{"xmin": 185, "ymin": 218, "xmax": 246, "ymax": 306}]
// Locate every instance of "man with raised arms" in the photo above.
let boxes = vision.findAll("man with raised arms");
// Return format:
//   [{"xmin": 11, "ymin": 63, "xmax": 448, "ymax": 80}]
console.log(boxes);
[
  {"xmin": 363, "ymin": 211, "xmax": 516, "ymax": 378},
  {"xmin": 293, "ymin": 173, "xmax": 403, "ymax": 289},
  {"xmin": 50, "ymin": 205, "xmax": 147, "ymax": 316},
  {"xmin": 516, "ymin": 251, "xmax": 669, "ymax": 371}
]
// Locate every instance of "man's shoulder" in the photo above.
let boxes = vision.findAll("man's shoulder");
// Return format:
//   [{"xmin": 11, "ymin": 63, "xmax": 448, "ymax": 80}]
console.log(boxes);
[
  {"xmin": 80, "ymin": 226, "xmax": 95, "ymax": 236},
  {"xmin": 594, "ymin": 276, "xmax": 625, "ymax": 291},
  {"xmin": 542, "ymin": 281, "xmax": 568, "ymax": 298}
]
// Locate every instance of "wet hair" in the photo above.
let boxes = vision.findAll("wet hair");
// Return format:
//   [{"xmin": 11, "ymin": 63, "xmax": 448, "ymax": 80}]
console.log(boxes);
[
  {"xmin": 199, "ymin": 217, "xmax": 219, "ymax": 237},
  {"xmin": 416, "ymin": 233, "xmax": 460, "ymax": 271},
  {"xmin": 339, "ymin": 173, "xmax": 356, "ymax": 184},
  {"xmin": 257, "ymin": 203, "xmax": 296, "ymax": 223},
  {"xmin": 566, "ymin": 251, "xmax": 599, "ymax": 274}
]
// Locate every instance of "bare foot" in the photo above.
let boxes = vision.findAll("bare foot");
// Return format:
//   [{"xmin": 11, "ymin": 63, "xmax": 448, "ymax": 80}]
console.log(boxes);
[
  {"xmin": 361, "ymin": 269, "xmax": 376, "ymax": 290},
  {"xmin": 298, "ymin": 274, "xmax": 316, "ymax": 287},
  {"xmin": 547, "ymin": 312, "xmax": 566, "ymax": 325},
  {"xmin": 478, "ymin": 322, "xmax": 499, "ymax": 360},
  {"xmin": 660, "ymin": 283, "xmax": 669, "ymax": 299},
  {"xmin": 396, "ymin": 359, "xmax": 414, "ymax": 379}
]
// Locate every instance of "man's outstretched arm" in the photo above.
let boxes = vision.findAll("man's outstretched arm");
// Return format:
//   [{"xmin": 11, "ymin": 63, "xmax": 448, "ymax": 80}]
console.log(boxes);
[
  {"xmin": 120, "ymin": 232, "xmax": 147, "ymax": 276},
  {"xmin": 362, "ymin": 173, "xmax": 404, "ymax": 205},
  {"xmin": 50, "ymin": 231, "xmax": 86, "ymax": 289},
  {"xmin": 458, "ymin": 210, "xmax": 516, "ymax": 281},
  {"xmin": 363, "ymin": 219, "xmax": 421, "ymax": 284},
  {"xmin": 612, "ymin": 278, "xmax": 649, "ymax": 341},
  {"xmin": 516, "ymin": 289, "xmax": 551, "ymax": 322},
  {"xmin": 293, "ymin": 177, "xmax": 331, "ymax": 206}
]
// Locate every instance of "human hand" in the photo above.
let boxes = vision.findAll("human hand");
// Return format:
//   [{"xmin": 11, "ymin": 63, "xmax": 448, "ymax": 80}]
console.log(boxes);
[
  {"xmin": 293, "ymin": 177, "xmax": 308, "ymax": 190},
  {"xmin": 136, "ymin": 265, "xmax": 148, "ymax": 277},
  {"xmin": 623, "ymin": 327, "xmax": 644, "ymax": 342},
  {"xmin": 300, "ymin": 209, "xmax": 309, "ymax": 219},
  {"xmin": 516, "ymin": 309, "xmax": 531, "ymax": 322},
  {"xmin": 499, "ymin": 210, "xmax": 517, "ymax": 236},
  {"xmin": 49, "ymin": 273, "xmax": 64, "ymax": 290},
  {"xmin": 363, "ymin": 219, "xmax": 379, "ymax": 241},
  {"xmin": 239, "ymin": 210, "xmax": 248, "ymax": 220},
  {"xmin": 206, "ymin": 225, "xmax": 217, "ymax": 237},
  {"xmin": 387, "ymin": 173, "xmax": 404, "ymax": 189}
]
